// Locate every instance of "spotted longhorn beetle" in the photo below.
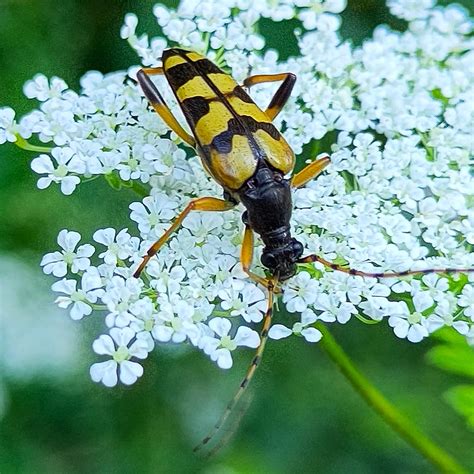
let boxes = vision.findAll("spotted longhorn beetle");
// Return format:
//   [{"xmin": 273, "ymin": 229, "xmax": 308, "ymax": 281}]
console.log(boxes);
[{"xmin": 133, "ymin": 48, "xmax": 474, "ymax": 452}]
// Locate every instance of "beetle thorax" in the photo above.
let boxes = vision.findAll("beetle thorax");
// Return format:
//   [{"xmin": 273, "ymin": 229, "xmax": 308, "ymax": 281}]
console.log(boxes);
[{"xmin": 238, "ymin": 165, "xmax": 303, "ymax": 280}]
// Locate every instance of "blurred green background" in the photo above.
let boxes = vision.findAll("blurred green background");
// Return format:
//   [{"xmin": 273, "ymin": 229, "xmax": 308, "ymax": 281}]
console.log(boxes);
[{"xmin": 1, "ymin": 1, "xmax": 473, "ymax": 473}]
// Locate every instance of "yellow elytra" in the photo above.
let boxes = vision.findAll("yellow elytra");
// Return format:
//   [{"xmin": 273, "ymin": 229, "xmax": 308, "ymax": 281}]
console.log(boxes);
[{"xmin": 162, "ymin": 48, "xmax": 295, "ymax": 191}]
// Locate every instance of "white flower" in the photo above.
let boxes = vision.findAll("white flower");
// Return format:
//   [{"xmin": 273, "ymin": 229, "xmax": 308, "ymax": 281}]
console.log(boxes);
[
  {"xmin": 153, "ymin": 296, "xmax": 201, "ymax": 344},
  {"xmin": 102, "ymin": 276, "xmax": 143, "ymax": 327},
  {"xmin": 269, "ymin": 309, "xmax": 322, "ymax": 342},
  {"xmin": 219, "ymin": 281, "xmax": 267, "ymax": 323},
  {"xmin": 90, "ymin": 327, "xmax": 149, "ymax": 387},
  {"xmin": 387, "ymin": 0, "xmax": 435, "ymax": 21},
  {"xmin": 31, "ymin": 147, "xmax": 85, "ymax": 195},
  {"xmin": 200, "ymin": 318, "xmax": 260, "ymax": 369},
  {"xmin": 129, "ymin": 194, "xmax": 179, "ymax": 237},
  {"xmin": 52, "ymin": 268, "xmax": 104, "ymax": 320},
  {"xmin": 23, "ymin": 74, "xmax": 68, "ymax": 101},
  {"xmin": 313, "ymin": 293, "xmax": 357, "ymax": 324},
  {"xmin": 458, "ymin": 285, "xmax": 474, "ymax": 321},
  {"xmin": 41, "ymin": 229, "xmax": 95, "ymax": 277},
  {"xmin": 282, "ymin": 271, "xmax": 320, "ymax": 313},
  {"xmin": 93, "ymin": 228, "xmax": 139, "ymax": 266},
  {"xmin": 388, "ymin": 292, "xmax": 434, "ymax": 343},
  {"xmin": 3, "ymin": 0, "xmax": 474, "ymax": 379},
  {"xmin": 426, "ymin": 299, "xmax": 469, "ymax": 335},
  {"xmin": 0, "ymin": 107, "xmax": 18, "ymax": 144}
]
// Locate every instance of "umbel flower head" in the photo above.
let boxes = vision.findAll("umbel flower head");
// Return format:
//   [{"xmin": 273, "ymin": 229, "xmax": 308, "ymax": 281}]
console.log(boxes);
[{"xmin": 1, "ymin": 0, "xmax": 474, "ymax": 387}]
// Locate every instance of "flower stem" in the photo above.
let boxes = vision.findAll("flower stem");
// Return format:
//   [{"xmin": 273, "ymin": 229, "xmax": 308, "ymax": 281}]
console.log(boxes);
[
  {"xmin": 14, "ymin": 135, "xmax": 53, "ymax": 153},
  {"xmin": 315, "ymin": 322, "xmax": 468, "ymax": 474}
]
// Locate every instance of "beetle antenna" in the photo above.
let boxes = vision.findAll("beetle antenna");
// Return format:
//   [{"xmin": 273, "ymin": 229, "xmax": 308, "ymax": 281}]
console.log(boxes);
[
  {"xmin": 193, "ymin": 275, "xmax": 278, "ymax": 453},
  {"xmin": 298, "ymin": 254, "xmax": 474, "ymax": 279},
  {"xmin": 204, "ymin": 392, "xmax": 255, "ymax": 459}
]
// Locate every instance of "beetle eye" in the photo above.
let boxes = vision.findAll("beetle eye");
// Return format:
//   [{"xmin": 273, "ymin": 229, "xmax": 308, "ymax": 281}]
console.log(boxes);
[
  {"xmin": 261, "ymin": 251, "xmax": 277, "ymax": 269},
  {"xmin": 291, "ymin": 240, "xmax": 304, "ymax": 259}
]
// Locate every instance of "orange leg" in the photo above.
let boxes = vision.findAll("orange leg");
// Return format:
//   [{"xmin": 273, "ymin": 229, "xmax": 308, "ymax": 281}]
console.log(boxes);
[
  {"xmin": 291, "ymin": 155, "xmax": 331, "ymax": 188},
  {"xmin": 136, "ymin": 67, "xmax": 196, "ymax": 147},
  {"xmin": 243, "ymin": 73, "xmax": 296, "ymax": 121},
  {"xmin": 194, "ymin": 275, "xmax": 278, "ymax": 453},
  {"xmin": 240, "ymin": 225, "xmax": 277, "ymax": 290},
  {"xmin": 133, "ymin": 197, "xmax": 234, "ymax": 278}
]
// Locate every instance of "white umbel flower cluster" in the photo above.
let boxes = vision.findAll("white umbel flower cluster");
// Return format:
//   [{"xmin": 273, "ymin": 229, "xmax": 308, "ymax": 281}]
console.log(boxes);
[{"xmin": 2, "ymin": 0, "xmax": 473, "ymax": 386}]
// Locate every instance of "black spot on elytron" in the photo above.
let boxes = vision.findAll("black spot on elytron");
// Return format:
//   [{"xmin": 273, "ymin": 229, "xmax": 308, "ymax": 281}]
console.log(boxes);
[
  {"xmin": 192, "ymin": 57, "xmax": 224, "ymax": 76},
  {"xmin": 210, "ymin": 116, "xmax": 280, "ymax": 154},
  {"xmin": 165, "ymin": 61, "xmax": 199, "ymax": 91},
  {"xmin": 165, "ymin": 50, "xmax": 224, "ymax": 91},
  {"xmin": 180, "ymin": 96, "xmax": 210, "ymax": 126}
]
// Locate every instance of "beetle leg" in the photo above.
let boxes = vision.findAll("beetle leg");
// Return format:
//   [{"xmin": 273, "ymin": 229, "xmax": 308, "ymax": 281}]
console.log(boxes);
[
  {"xmin": 134, "ymin": 197, "xmax": 235, "ymax": 278},
  {"xmin": 136, "ymin": 68, "xmax": 196, "ymax": 147},
  {"xmin": 298, "ymin": 254, "xmax": 474, "ymax": 279},
  {"xmin": 241, "ymin": 225, "xmax": 281, "ymax": 293},
  {"xmin": 242, "ymin": 73, "xmax": 296, "ymax": 121},
  {"xmin": 194, "ymin": 275, "xmax": 278, "ymax": 453},
  {"xmin": 290, "ymin": 155, "xmax": 331, "ymax": 189}
]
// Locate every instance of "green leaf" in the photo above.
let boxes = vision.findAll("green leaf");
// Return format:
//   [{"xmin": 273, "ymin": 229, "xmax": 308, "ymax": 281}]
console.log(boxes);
[
  {"xmin": 444, "ymin": 385, "xmax": 474, "ymax": 430},
  {"xmin": 426, "ymin": 337, "xmax": 474, "ymax": 379}
]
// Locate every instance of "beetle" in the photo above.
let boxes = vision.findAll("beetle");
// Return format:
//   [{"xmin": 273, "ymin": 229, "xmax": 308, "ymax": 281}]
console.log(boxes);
[{"xmin": 133, "ymin": 48, "xmax": 474, "ymax": 452}]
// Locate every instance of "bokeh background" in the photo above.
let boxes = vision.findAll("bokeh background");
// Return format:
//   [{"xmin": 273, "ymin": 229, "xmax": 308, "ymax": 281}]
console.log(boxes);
[{"xmin": 1, "ymin": 1, "xmax": 473, "ymax": 472}]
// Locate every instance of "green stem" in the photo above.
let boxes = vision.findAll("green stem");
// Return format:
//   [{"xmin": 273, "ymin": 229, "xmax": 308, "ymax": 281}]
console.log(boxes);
[
  {"xmin": 316, "ymin": 322, "xmax": 468, "ymax": 474},
  {"xmin": 15, "ymin": 135, "xmax": 53, "ymax": 153}
]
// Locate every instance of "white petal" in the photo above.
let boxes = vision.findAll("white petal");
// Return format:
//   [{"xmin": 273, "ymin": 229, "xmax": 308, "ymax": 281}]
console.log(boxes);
[
  {"xmin": 77, "ymin": 244, "xmax": 95, "ymax": 258},
  {"xmin": 52, "ymin": 278, "xmax": 76, "ymax": 294},
  {"xmin": 31, "ymin": 154, "xmax": 54, "ymax": 174},
  {"xmin": 60, "ymin": 176, "xmax": 80, "ymax": 195},
  {"xmin": 37, "ymin": 176, "xmax": 52, "ymax": 189},
  {"xmin": 110, "ymin": 327, "xmax": 135, "ymax": 346},
  {"xmin": 93, "ymin": 228, "xmax": 116, "ymax": 246},
  {"xmin": 392, "ymin": 319, "xmax": 409, "ymax": 338},
  {"xmin": 40, "ymin": 251, "xmax": 62, "ymax": 266},
  {"xmin": 453, "ymin": 321, "xmax": 469, "ymax": 335},
  {"xmin": 129, "ymin": 339, "xmax": 149, "ymax": 359},
  {"xmin": 208, "ymin": 317, "xmax": 231, "ymax": 337},
  {"xmin": 413, "ymin": 292, "xmax": 434, "ymax": 313},
  {"xmin": 301, "ymin": 309, "xmax": 317, "ymax": 325},
  {"xmin": 81, "ymin": 268, "xmax": 102, "ymax": 292},
  {"xmin": 93, "ymin": 335, "xmax": 116, "ymax": 355},
  {"xmin": 70, "ymin": 301, "xmax": 91, "ymax": 320},
  {"xmin": 233, "ymin": 326, "xmax": 260, "ymax": 348},
  {"xmin": 58, "ymin": 230, "xmax": 81, "ymax": 252},
  {"xmin": 213, "ymin": 348, "xmax": 233, "ymax": 369},
  {"xmin": 90, "ymin": 360, "xmax": 118, "ymax": 387},
  {"xmin": 301, "ymin": 327, "xmax": 322, "ymax": 343},
  {"xmin": 152, "ymin": 325, "xmax": 173, "ymax": 342},
  {"xmin": 49, "ymin": 261, "xmax": 67, "ymax": 278},
  {"xmin": 119, "ymin": 360, "xmax": 144, "ymax": 385},
  {"xmin": 268, "ymin": 324, "xmax": 292, "ymax": 340},
  {"xmin": 407, "ymin": 324, "xmax": 428, "ymax": 343}
]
